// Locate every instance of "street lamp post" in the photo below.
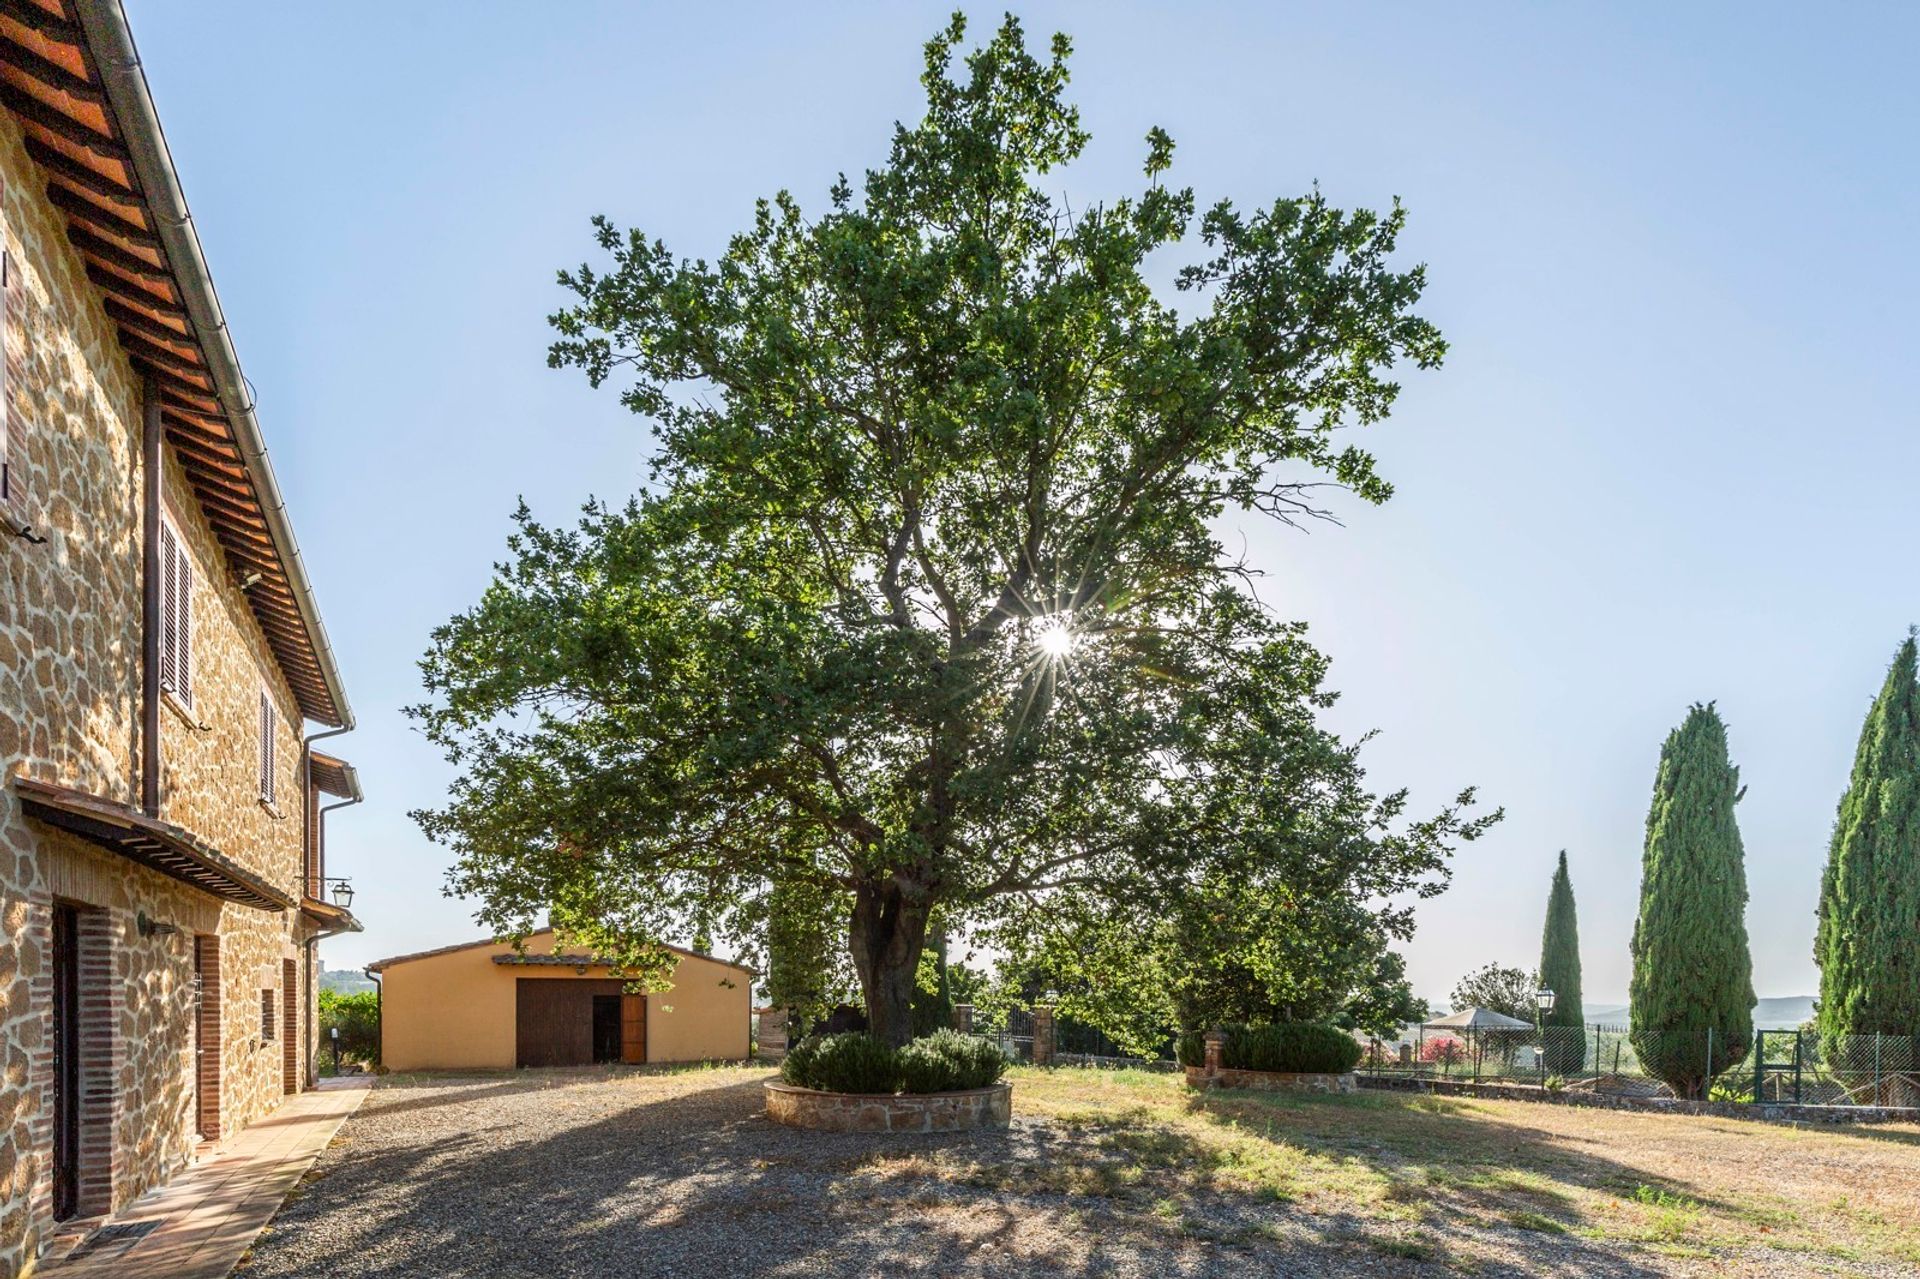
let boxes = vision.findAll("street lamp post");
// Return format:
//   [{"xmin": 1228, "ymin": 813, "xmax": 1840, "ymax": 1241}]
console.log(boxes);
[{"xmin": 1534, "ymin": 988, "xmax": 1557, "ymax": 1081}]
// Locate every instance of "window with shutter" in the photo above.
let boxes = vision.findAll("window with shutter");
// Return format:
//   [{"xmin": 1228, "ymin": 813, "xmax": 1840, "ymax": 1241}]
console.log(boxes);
[
  {"xmin": 258, "ymin": 689, "xmax": 276, "ymax": 806},
  {"xmin": 159, "ymin": 519, "xmax": 193, "ymax": 708}
]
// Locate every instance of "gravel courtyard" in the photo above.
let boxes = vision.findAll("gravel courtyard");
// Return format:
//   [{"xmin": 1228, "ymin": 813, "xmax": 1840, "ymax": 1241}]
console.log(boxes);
[{"xmin": 237, "ymin": 1065, "xmax": 1920, "ymax": 1278}]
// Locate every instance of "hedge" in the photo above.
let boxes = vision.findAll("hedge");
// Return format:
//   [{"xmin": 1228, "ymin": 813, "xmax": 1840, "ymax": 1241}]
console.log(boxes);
[
  {"xmin": 1175, "ymin": 1022, "xmax": 1361, "ymax": 1074},
  {"xmin": 781, "ymin": 1029, "xmax": 1009, "ymax": 1095},
  {"xmin": 318, "ymin": 989, "xmax": 379, "ymax": 1065}
]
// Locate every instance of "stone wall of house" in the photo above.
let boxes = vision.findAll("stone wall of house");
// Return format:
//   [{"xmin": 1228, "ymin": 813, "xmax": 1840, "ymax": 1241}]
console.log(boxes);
[
  {"xmin": 153, "ymin": 442, "xmax": 311, "ymax": 1137},
  {"xmin": 0, "ymin": 106, "xmax": 319, "ymax": 1278},
  {"xmin": 0, "ymin": 99, "xmax": 146, "ymax": 1276}
]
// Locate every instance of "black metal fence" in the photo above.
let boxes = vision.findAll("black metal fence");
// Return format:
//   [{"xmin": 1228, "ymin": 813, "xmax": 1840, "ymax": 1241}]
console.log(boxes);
[
  {"xmin": 1357, "ymin": 1023, "xmax": 1920, "ymax": 1107},
  {"xmin": 1054, "ymin": 1016, "xmax": 1177, "ymax": 1070}
]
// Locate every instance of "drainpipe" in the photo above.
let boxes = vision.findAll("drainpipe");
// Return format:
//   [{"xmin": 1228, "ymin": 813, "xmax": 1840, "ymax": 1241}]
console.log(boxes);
[
  {"xmin": 139, "ymin": 382, "xmax": 161, "ymax": 814},
  {"xmin": 302, "ymin": 723, "xmax": 352, "ymax": 898},
  {"xmin": 304, "ymin": 935, "xmax": 315, "ymax": 1088},
  {"xmin": 365, "ymin": 968, "xmax": 383, "ymax": 1071}
]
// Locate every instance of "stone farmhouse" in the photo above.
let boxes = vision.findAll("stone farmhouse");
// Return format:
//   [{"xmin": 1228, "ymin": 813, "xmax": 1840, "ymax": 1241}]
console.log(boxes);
[{"xmin": 0, "ymin": 2, "xmax": 362, "ymax": 1272}]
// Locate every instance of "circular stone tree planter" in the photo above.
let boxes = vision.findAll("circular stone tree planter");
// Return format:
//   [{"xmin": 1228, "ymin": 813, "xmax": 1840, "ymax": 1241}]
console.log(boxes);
[
  {"xmin": 764, "ymin": 1081, "xmax": 1013, "ymax": 1133},
  {"xmin": 1185, "ymin": 1065, "xmax": 1358, "ymax": 1094}
]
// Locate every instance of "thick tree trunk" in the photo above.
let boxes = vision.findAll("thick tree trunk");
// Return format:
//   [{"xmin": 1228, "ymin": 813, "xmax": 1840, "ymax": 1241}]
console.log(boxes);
[{"xmin": 849, "ymin": 877, "xmax": 932, "ymax": 1048}]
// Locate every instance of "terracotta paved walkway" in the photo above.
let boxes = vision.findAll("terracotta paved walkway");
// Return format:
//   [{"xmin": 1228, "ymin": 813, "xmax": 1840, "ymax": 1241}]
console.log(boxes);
[{"xmin": 39, "ymin": 1077, "xmax": 371, "ymax": 1279}]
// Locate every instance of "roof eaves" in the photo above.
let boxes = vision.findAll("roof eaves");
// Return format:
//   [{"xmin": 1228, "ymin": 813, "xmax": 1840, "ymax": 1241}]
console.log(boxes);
[{"xmin": 69, "ymin": 0, "xmax": 352, "ymax": 728}]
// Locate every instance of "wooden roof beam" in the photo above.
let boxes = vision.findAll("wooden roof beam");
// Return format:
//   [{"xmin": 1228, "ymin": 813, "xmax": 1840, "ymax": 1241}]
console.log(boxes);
[
  {"xmin": 105, "ymin": 294, "xmax": 192, "ymax": 346},
  {"xmin": 27, "ymin": 137, "xmax": 139, "ymax": 207},
  {"xmin": 119, "ymin": 329, "xmax": 201, "ymax": 379},
  {"xmin": 0, "ymin": 0, "xmax": 84, "ymax": 46},
  {"xmin": 0, "ymin": 36, "xmax": 104, "ymax": 103},
  {"xmin": 84, "ymin": 262, "xmax": 179, "ymax": 315},
  {"xmin": 0, "ymin": 82, "xmax": 122, "ymax": 160},
  {"xmin": 46, "ymin": 181, "xmax": 158, "ymax": 249},
  {"xmin": 69, "ymin": 222, "xmax": 167, "ymax": 280},
  {"xmin": 129, "ymin": 358, "xmax": 216, "ymax": 402}
]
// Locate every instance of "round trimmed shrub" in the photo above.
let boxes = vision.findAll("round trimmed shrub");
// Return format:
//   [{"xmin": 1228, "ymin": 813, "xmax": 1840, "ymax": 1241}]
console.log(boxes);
[
  {"xmin": 782, "ymin": 1032, "xmax": 902, "ymax": 1094},
  {"xmin": 781, "ymin": 1030, "xmax": 1008, "ymax": 1094},
  {"xmin": 899, "ymin": 1029, "xmax": 1009, "ymax": 1092}
]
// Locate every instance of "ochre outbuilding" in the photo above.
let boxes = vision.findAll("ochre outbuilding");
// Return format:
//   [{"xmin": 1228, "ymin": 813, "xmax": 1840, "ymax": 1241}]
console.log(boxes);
[{"xmin": 369, "ymin": 931, "xmax": 752, "ymax": 1071}]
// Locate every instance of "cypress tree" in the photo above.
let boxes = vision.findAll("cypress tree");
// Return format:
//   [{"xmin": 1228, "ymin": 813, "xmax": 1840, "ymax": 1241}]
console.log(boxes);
[
  {"xmin": 1814, "ymin": 633, "xmax": 1920, "ymax": 1060},
  {"xmin": 1537, "ymin": 850, "xmax": 1585, "ymax": 1074},
  {"xmin": 1628, "ymin": 703, "xmax": 1754, "ymax": 1098}
]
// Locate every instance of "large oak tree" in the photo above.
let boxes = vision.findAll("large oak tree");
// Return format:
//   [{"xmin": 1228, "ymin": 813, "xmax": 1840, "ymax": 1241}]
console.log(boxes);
[{"xmin": 411, "ymin": 14, "xmax": 1489, "ymax": 1045}]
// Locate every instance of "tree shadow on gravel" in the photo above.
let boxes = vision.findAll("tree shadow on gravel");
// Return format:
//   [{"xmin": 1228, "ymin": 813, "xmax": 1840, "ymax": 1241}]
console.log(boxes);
[{"xmin": 235, "ymin": 1068, "xmax": 1689, "ymax": 1279}]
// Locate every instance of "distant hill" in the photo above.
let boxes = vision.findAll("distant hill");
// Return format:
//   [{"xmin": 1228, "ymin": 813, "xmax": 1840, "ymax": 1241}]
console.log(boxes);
[
  {"xmin": 1581, "ymin": 997, "xmax": 1815, "ymax": 1031},
  {"xmin": 319, "ymin": 967, "xmax": 376, "ymax": 996},
  {"xmin": 1752, "ymin": 997, "xmax": 1816, "ymax": 1030}
]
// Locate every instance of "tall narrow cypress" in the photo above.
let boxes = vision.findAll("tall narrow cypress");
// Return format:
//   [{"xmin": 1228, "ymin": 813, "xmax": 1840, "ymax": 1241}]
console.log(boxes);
[
  {"xmin": 1814, "ymin": 634, "xmax": 1920, "ymax": 1058},
  {"xmin": 1628, "ymin": 703, "xmax": 1754, "ymax": 1098},
  {"xmin": 1537, "ymin": 850, "xmax": 1585, "ymax": 1074}
]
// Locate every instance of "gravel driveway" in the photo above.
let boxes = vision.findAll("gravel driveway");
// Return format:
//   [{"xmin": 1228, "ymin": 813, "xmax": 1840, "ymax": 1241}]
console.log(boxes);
[{"xmin": 235, "ymin": 1066, "xmax": 1904, "ymax": 1278}]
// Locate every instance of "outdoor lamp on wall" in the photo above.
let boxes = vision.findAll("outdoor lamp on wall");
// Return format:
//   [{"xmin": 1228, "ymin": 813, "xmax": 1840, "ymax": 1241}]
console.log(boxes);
[
  {"xmin": 329, "ymin": 879, "xmax": 355, "ymax": 909},
  {"xmin": 136, "ymin": 911, "xmax": 181, "ymax": 938}
]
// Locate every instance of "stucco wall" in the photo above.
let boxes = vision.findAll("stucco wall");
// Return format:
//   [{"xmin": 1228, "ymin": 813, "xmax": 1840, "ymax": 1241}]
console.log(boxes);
[
  {"xmin": 379, "ymin": 932, "xmax": 751, "ymax": 1072},
  {"xmin": 0, "ymin": 102, "xmax": 326, "ymax": 1279}
]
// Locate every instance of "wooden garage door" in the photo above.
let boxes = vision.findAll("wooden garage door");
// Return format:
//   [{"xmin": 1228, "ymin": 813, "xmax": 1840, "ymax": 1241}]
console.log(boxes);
[
  {"xmin": 515, "ymin": 978, "xmax": 624, "ymax": 1068},
  {"xmin": 621, "ymin": 993, "xmax": 646, "ymax": 1064}
]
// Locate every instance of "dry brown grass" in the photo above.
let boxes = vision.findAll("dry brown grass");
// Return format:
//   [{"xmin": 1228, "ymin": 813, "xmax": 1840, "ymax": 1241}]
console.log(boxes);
[{"xmin": 845, "ymin": 1065, "xmax": 1920, "ymax": 1273}]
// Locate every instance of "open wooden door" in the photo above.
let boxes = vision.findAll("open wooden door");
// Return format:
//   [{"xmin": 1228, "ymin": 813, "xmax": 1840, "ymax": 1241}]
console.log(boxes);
[{"xmin": 621, "ymin": 992, "xmax": 646, "ymax": 1064}]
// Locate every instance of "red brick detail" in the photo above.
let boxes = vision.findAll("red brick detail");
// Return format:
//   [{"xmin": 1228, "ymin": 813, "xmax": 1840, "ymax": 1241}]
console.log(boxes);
[
  {"xmin": 195, "ymin": 934, "xmax": 223, "ymax": 1141},
  {"xmin": 23, "ymin": 892, "xmax": 56, "ymax": 1246},
  {"xmin": 73, "ymin": 906, "xmax": 122, "ymax": 1217},
  {"xmin": 282, "ymin": 958, "xmax": 298, "ymax": 1095}
]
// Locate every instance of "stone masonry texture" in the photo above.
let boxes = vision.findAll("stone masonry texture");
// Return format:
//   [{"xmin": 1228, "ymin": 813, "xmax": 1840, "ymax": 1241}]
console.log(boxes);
[
  {"xmin": 763, "ymin": 1082, "xmax": 1014, "ymax": 1133},
  {"xmin": 0, "ymin": 103, "xmax": 337, "ymax": 1278}
]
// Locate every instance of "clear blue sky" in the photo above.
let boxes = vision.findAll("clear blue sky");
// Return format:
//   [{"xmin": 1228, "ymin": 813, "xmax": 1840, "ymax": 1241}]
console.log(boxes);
[{"xmin": 128, "ymin": 2, "xmax": 1920, "ymax": 1005}]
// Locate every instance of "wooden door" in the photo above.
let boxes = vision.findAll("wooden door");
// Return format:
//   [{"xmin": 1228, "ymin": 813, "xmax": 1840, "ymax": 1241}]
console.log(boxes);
[
  {"xmin": 515, "ymin": 979, "xmax": 624, "ymax": 1068},
  {"xmin": 620, "ymin": 993, "xmax": 646, "ymax": 1064},
  {"xmin": 51, "ymin": 903, "xmax": 79, "ymax": 1221}
]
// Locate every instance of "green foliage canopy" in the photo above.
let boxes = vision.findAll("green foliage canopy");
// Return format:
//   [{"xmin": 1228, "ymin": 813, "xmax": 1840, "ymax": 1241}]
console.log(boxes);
[
  {"xmin": 1814, "ymin": 633, "xmax": 1920, "ymax": 1053},
  {"xmin": 1448, "ymin": 962, "xmax": 1537, "ymax": 1023},
  {"xmin": 1628, "ymin": 703, "xmax": 1754, "ymax": 1098},
  {"xmin": 410, "ymin": 13, "xmax": 1480, "ymax": 1044}
]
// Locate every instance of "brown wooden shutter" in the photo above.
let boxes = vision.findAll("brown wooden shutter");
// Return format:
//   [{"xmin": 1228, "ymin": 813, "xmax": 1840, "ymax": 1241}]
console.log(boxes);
[
  {"xmin": 0, "ymin": 248, "xmax": 13, "ymax": 515},
  {"xmin": 258, "ymin": 690, "xmax": 275, "ymax": 805},
  {"xmin": 159, "ymin": 523, "xmax": 179, "ymax": 692},
  {"xmin": 176, "ymin": 545, "xmax": 192, "ymax": 706}
]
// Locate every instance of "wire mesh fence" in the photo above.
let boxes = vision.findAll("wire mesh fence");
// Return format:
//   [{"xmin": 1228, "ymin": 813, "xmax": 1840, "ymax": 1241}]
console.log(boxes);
[{"xmin": 1357, "ymin": 1023, "xmax": 1920, "ymax": 1107}]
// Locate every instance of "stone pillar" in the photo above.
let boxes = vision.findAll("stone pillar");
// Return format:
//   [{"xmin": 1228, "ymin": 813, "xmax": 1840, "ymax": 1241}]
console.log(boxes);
[
  {"xmin": 1031, "ymin": 1004, "xmax": 1056, "ymax": 1066},
  {"xmin": 952, "ymin": 1003, "xmax": 973, "ymax": 1035},
  {"xmin": 1398, "ymin": 1041, "xmax": 1413, "ymax": 1067},
  {"xmin": 1203, "ymin": 1028, "xmax": 1228, "ymax": 1080},
  {"xmin": 757, "ymin": 1007, "xmax": 789, "ymax": 1061}
]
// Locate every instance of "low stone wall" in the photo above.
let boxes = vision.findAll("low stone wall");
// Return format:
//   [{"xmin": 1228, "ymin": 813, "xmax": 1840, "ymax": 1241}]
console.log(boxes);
[
  {"xmin": 1185, "ymin": 1065, "xmax": 1357, "ymax": 1093},
  {"xmin": 1357, "ymin": 1074, "xmax": 1920, "ymax": 1126},
  {"xmin": 763, "ymin": 1081, "xmax": 1012, "ymax": 1133}
]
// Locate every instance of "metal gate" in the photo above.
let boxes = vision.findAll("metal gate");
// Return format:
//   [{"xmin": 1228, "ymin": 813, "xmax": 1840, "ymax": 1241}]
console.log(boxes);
[{"xmin": 1753, "ymin": 1029, "xmax": 1805, "ymax": 1103}]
